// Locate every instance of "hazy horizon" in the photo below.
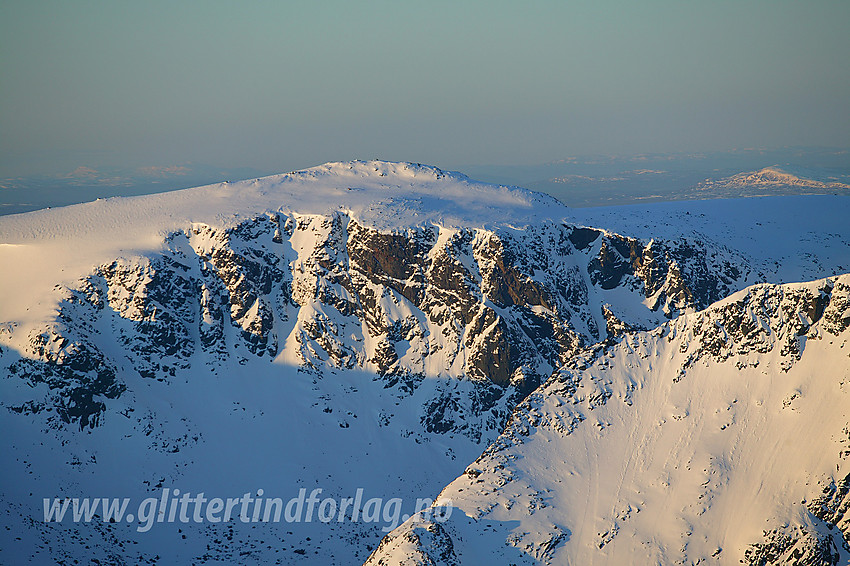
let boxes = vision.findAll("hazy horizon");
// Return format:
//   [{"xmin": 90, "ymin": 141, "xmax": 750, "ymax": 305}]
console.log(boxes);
[
  {"xmin": 2, "ymin": 1, "xmax": 850, "ymax": 179},
  {"xmin": 1, "ymin": 145, "xmax": 848, "ymax": 216}
]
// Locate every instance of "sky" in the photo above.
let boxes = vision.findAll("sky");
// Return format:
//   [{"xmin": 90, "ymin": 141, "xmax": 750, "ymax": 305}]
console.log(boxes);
[{"xmin": 1, "ymin": 0, "xmax": 849, "ymax": 178}]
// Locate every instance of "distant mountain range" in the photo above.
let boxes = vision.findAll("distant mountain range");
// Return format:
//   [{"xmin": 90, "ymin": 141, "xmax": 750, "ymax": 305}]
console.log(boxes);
[
  {"xmin": 2, "ymin": 148, "xmax": 848, "ymax": 214},
  {"xmin": 695, "ymin": 166, "xmax": 850, "ymax": 194},
  {"xmin": 523, "ymin": 162, "xmax": 850, "ymax": 207},
  {"xmin": 464, "ymin": 147, "xmax": 850, "ymax": 207}
]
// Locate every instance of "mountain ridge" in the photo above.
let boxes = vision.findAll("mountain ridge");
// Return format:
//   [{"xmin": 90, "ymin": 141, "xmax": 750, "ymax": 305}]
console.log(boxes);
[{"xmin": 1, "ymin": 161, "xmax": 848, "ymax": 564}]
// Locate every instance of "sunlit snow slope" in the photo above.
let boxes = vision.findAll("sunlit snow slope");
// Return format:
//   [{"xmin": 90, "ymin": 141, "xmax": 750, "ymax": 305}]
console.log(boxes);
[{"xmin": 369, "ymin": 276, "xmax": 850, "ymax": 565}]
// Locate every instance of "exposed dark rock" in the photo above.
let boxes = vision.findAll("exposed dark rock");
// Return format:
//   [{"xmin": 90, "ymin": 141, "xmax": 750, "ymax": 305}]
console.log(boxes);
[
  {"xmin": 568, "ymin": 227, "xmax": 601, "ymax": 250},
  {"xmin": 3, "ymin": 214, "xmax": 760, "ymax": 437},
  {"xmin": 744, "ymin": 525, "xmax": 843, "ymax": 566},
  {"xmin": 365, "ymin": 518, "xmax": 460, "ymax": 566},
  {"xmin": 810, "ymin": 472, "xmax": 850, "ymax": 550}
]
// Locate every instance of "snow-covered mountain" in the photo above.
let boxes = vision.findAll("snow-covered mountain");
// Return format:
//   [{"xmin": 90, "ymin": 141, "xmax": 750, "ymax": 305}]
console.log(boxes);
[
  {"xmin": 510, "ymin": 154, "xmax": 850, "ymax": 207},
  {"xmin": 0, "ymin": 162, "xmax": 756, "ymax": 436},
  {"xmin": 1, "ymin": 161, "xmax": 848, "ymax": 564},
  {"xmin": 695, "ymin": 167, "xmax": 850, "ymax": 196}
]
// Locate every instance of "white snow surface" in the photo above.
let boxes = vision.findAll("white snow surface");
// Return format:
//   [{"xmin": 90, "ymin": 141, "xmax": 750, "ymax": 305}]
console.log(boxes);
[{"xmin": 572, "ymin": 194, "xmax": 850, "ymax": 283}]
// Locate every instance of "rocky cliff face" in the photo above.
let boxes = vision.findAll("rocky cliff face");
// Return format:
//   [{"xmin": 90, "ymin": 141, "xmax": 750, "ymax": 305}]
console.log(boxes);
[{"xmin": 3, "ymin": 210, "xmax": 753, "ymax": 442}]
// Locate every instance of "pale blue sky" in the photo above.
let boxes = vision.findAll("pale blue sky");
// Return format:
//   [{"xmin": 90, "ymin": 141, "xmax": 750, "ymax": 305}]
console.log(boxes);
[{"xmin": 1, "ymin": 0, "xmax": 849, "ymax": 177}]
